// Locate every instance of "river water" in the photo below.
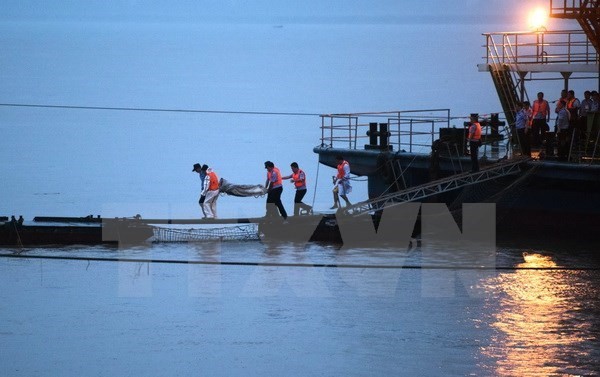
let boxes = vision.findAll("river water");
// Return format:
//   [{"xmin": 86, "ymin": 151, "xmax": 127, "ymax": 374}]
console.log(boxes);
[
  {"xmin": 1, "ymin": 241, "xmax": 599, "ymax": 376},
  {"xmin": 1, "ymin": 18, "xmax": 599, "ymax": 376}
]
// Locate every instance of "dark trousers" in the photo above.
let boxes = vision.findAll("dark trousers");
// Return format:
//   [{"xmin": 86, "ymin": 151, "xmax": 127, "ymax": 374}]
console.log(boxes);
[
  {"xmin": 578, "ymin": 115, "xmax": 589, "ymax": 140},
  {"xmin": 266, "ymin": 186, "xmax": 287, "ymax": 219},
  {"xmin": 469, "ymin": 141, "xmax": 480, "ymax": 172},
  {"xmin": 516, "ymin": 128, "xmax": 531, "ymax": 156},
  {"xmin": 293, "ymin": 189, "xmax": 311, "ymax": 216},
  {"xmin": 531, "ymin": 118, "xmax": 548, "ymax": 147},
  {"xmin": 557, "ymin": 128, "xmax": 572, "ymax": 160}
]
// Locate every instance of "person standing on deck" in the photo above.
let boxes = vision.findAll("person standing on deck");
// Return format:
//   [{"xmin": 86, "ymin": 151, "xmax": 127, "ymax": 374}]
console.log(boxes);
[
  {"xmin": 192, "ymin": 162, "xmax": 208, "ymax": 218},
  {"xmin": 555, "ymin": 100, "xmax": 571, "ymax": 160},
  {"xmin": 591, "ymin": 91, "xmax": 600, "ymax": 112},
  {"xmin": 200, "ymin": 164, "xmax": 220, "ymax": 219},
  {"xmin": 264, "ymin": 161, "xmax": 288, "ymax": 220},
  {"xmin": 579, "ymin": 90, "xmax": 593, "ymax": 140},
  {"xmin": 515, "ymin": 102, "xmax": 531, "ymax": 157},
  {"xmin": 331, "ymin": 155, "xmax": 352, "ymax": 209},
  {"xmin": 531, "ymin": 92, "xmax": 550, "ymax": 148},
  {"xmin": 467, "ymin": 114, "xmax": 482, "ymax": 172},
  {"xmin": 555, "ymin": 89, "xmax": 568, "ymax": 112},
  {"xmin": 566, "ymin": 90, "xmax": 581, "ymax": 134},
  {"xmin": 282, "ymin": 162, "xmax": 313, "ymax": 216}
]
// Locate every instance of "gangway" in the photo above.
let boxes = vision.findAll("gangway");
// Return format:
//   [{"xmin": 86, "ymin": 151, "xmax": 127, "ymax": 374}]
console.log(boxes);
[{"xmin": 342, "ymin": 156, "xmax": 531, "ymax": 217}]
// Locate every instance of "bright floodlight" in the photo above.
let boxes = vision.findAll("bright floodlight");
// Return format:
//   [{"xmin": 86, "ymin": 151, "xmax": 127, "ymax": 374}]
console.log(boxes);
[{"xmin": 528, "ymin": 7, "xmax": 548, "ymax": 30}]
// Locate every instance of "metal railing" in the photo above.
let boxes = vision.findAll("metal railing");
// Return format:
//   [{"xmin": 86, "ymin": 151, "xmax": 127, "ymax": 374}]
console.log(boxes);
[
  {"xmin": 482, "ymin": 29, "xmax": 597, "ymax": 66},
  {"xmin": 342, "ymin": 157, "xmax": 531, "ymax": 217},
  {"xmin": 318, "ymin": 109, "xmax": 451, "ymax": 153},
  {"xmin": 550, "ymin": 0, "xmax": 599, "ymax": 16}
]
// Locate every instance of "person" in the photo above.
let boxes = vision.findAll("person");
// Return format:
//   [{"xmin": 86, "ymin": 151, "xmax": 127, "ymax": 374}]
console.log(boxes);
[
  {"xmin": 589, "ymin": 91, "xmax": 600, "ymax": 141},
  {"xmin": 282, "ymin": 162, "xmax": 313, "ymax": 216},
  {"xmin": 192, "ymin": 162, "xmax": 207, "ymax": 218},
  {"xmin": 515, "ymin": 102, "xmax": 531, "ymax": 157},
  {"xmin": 264, "ymin": 161, "xmax": 288, "ymax": 220},
  {"xmin": 331, "ymin": 155, "xmax": 352, "ymax": 209},
  {"xmin": 591, "ymin": 90, "xmax": 599, "ymax": 113},
  {"xmin": 579, "ymin": 90, "xmax": 593, "ymax": 140},
  {"xmin": 523, "ymin": 100, "xmax": 532, "ymax": 121},
  {"xmin": 531, "ymin": 92, "xmax": 550, "ymax": 148},
  {"xmin": 566, "ymin": 89, "xmax": 580, "ymax": 133},
  {"xmin": 467, "ymin": 113, "xmax": 482, "ymax": 172},
  {"xmin": 555, "ymin": 89, "xmax": 568, "ymax": 112},
  {"xmin": 555, "ymin": 100, "xmax": 571, "ymax": 160},
  {"xmin": 200, "ymin": 164, "xmax": 220, "ymax": 219}
]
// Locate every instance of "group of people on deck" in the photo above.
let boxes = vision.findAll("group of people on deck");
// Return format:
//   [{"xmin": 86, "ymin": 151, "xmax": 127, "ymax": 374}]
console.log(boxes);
[
  {"xmin": 514, "ymin": 89, "xmax": 597, "ymax": 160},
  {"xmin": 468, "ymin": 89, "xmax": 596, "ymax": 169},
  {"xmin": 191, "ymin": 155, "xmax": 352, "ymax": 220}
]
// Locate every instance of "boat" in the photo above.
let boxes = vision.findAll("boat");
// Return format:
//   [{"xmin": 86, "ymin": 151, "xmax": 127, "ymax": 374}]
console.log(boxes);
[
  {"xmin": 0, "ymin": 216, "xmax": 155, "ymax": 247},
  {"xmin": 0, "ymin": 214, "xmax": 330, "ymax": 246},
  {"xmin": 314, "ymin": 1, "xmax": 600, "ymax": 243}
]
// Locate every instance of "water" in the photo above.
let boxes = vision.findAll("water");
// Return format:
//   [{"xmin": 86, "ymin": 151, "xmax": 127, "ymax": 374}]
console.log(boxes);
[
  {"xmin": 1, "ymin": 243, "xmax": 599, "ymax": 376},
  {"xmin": 1, "ymin": 17, "xmax": 599, "ymax": 376}
]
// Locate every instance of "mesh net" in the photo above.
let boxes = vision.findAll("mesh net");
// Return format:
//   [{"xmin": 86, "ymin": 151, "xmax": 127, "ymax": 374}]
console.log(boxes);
[{"xmin": 152, "ymin": 224, "xmax": 260, "ymax": 242}]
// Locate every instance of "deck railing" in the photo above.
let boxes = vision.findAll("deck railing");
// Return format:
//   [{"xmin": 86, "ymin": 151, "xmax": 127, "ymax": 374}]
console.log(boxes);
[
  {"xmin": 482, "ymin": 29, "xmax": 597, "ymax": 66},
  {"xmin": 318, "ymin": 109, "xmax": 451, "ymax": 153}
]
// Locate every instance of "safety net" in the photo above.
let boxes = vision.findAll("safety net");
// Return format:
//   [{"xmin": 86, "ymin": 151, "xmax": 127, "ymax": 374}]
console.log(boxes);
[{"xmin": 152, "ymin": 224, "xmax": 260, "ymax": 242}]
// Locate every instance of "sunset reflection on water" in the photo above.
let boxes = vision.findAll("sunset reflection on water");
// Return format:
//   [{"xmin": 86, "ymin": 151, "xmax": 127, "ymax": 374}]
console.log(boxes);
[{"xmin": 481, "ymin": 252, "xmax": 595, "ymax": 376}]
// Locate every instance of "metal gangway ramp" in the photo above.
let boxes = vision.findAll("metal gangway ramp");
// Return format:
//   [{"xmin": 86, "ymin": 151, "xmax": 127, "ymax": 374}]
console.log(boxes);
[{"xmin": 342, "ymin": 156, "xmax": 531, "ymax": 217}]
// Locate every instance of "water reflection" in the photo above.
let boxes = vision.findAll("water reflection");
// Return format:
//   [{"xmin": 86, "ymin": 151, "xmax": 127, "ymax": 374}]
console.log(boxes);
[{"xmin": 481, "ymin": 252, "xmax": 592, "ymax": 376}]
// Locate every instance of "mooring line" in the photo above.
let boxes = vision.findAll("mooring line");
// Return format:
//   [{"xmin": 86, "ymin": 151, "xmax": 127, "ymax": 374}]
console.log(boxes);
[{"xmin": 0, "ymin": 103, "xmax": 322, "ymax": 117}]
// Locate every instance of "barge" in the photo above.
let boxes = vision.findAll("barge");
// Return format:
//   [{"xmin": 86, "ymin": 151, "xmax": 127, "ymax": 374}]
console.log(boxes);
[
  {"xmin": 313, "ymin": 1, "xmax": 600, "ymax": 243},
  {"xmin": 0, "ymin": 216, "xmax": 155, "ymax": 247},
  {"xmin": 0, "ymin": 214, "xmax": 340, "ymax": 247}
]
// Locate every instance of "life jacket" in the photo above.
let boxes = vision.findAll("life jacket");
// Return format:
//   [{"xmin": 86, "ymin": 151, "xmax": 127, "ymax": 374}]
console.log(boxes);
[
  {"xmin": 268, "ymin": 167, "xmax": 283, "ymax": 188},
  {"xmin": 567, "ymin": 98, "xmax": 580, "ymax": 121},
  {"xmin": 208, "ymin": 171, "xmax": 219, "ymax": 190},
  {"xmin": 336, "ymin": 160, "xmax": 349, "ymax": 179},
  {"xmin": 532, "ymin": 100, "xmax": 549, "ymax": 118},
  {"xmin": 468, "ymin": 122, "xmax": 482, "ymax": 141},
  {"xmin": 292, "ymin": 169, "xmax": 306, "ymax": 189}
]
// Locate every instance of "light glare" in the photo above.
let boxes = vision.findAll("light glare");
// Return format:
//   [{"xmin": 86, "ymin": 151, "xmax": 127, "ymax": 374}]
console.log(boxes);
[{"xmin": 528, "ymin": 7, "xmax": 548, "ymax": 30}]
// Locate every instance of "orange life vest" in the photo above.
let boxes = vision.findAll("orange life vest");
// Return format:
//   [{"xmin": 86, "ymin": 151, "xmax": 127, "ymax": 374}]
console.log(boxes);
[
  {"xmin": 532, "ymin": 100, "xmax": 549, "ymax": 118},
  {"xmin": 208, "ymin": 171, "xmax": 219, "ymax": 190},
  {"xmin": 468, "ymin": 122, "xmax": 482, "ymax": 141},
  {"xmin": 292, "ymin": 169, "xmax": 306, "ymax": 189},
  {"xmin": 336, "ymin": 160, "xmax": 349, "ymax": 179},
  {"xmin": 267, "ymin": 167, "xmax": 283, "ymax": 188}
]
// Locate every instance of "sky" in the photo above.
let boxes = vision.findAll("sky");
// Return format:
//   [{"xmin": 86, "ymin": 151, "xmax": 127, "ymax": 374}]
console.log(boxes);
[
  {"xmin": 0, "ymin": 0, "xmax": 543, "ymax": 25},
  {"xmin": 0, "ymin": 0, "xmax": 590, "ymax": 218}
]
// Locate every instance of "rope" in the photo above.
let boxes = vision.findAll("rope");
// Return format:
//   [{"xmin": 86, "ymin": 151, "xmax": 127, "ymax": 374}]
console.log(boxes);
[
  {"xmin": 376, "ymin": 135, "xmax": 432, "ymax": 198},
  {"xmin": 1, "ymin": 102, "xmax": 512, "ymax": 125},
  {"xmin": 310, "ymin": 157, "xmax": 321, "ymax": 209},
  {"xmin": 0, "ymin": 103, "xmax": 322, "ymax": 117},
  {"xmin": 12, "ymin": 222, "xmax": 24, "ymax": 251}
]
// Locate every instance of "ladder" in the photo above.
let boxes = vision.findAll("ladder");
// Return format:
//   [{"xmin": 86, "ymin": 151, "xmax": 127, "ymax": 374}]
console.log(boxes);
[
  {"xmin": 551, "ymin": 0, "xmax": 600, "ymax": 51},
  {"xmin": 342, "ymin": 157, "xmax": 531, "ymax": 217},
  {"xmin": 489, "ymin": 65, "xmax": 520, "ymax": 127}
]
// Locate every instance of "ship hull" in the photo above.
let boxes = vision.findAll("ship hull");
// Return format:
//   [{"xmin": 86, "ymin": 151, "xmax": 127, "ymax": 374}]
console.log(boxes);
[
  {"xmin": 0, "ymin": 219, "xmax": 154, "ymax": 247},
  {"xmin": 315, "ymin": 147, "xmax": 600, "ymax": 244}
]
